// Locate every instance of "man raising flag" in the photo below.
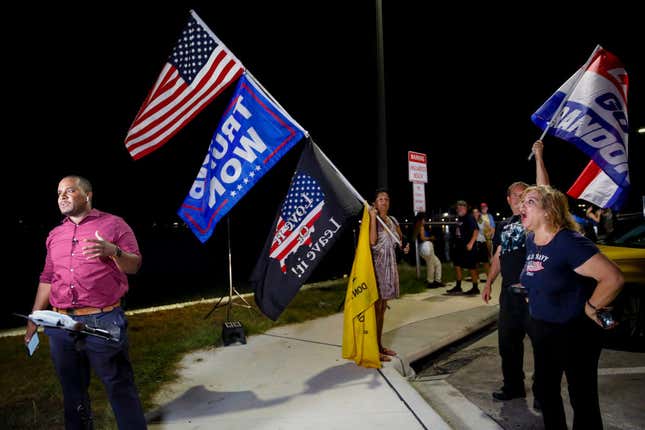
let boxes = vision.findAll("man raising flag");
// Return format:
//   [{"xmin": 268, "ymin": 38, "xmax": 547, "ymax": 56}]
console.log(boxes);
[{"xmin": 342, "ymin": 204, "xmax": 381, "ymax": 368}]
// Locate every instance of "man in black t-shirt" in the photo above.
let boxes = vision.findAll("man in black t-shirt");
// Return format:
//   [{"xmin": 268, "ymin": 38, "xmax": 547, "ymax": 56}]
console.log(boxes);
[
  {"xmin": 446, "ymin": 200, "xmax": 480, "ymax": 295},
  {"xmin": 481, "ymin": 140, "xmax": 549, "ymax": 405}
]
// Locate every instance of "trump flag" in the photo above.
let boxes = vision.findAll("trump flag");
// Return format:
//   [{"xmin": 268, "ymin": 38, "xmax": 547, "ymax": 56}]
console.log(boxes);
[
  {"xmin": 250, "ymin": 139, "xmax": 362, "ymax": 320},
  {"xmin": 178, "ymin": 73, "xmax": 306, "ymax": 243},
  {"xmin": 125, "ymin": 10, "xmax": 244, "ymax": 160},
  {"xmin": 342, "ymin": 204, "xmax": 381, "ymax": 368},
  {"xmin": 531, "ymin": 47, "xmax": 629, "ymax": 210}
]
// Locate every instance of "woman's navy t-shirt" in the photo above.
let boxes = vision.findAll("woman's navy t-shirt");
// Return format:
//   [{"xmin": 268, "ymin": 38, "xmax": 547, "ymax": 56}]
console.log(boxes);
[{"xmin": 521, "ymin": 229, "xmax": 598, "ymax": 323}]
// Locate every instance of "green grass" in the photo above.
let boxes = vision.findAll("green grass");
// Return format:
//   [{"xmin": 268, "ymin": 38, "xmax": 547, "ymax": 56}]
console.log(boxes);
[{"xmin": 0, "ymin": 262, "xmax": 454, "ymax": 429}]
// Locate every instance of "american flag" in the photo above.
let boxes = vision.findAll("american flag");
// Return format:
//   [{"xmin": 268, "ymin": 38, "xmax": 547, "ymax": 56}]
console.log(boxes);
[
  {"xmin": 270, "ymin": 173, "xmax": 325, "ymax": 272},
  {"xmin": 125, "ymin": 10, "xmax": 244, "ymax": 159}
]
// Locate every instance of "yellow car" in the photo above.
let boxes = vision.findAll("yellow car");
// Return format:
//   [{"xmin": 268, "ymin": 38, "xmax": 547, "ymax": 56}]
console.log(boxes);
[{"xmin": 597, "ymin": 221, "xmax": 645, "ymax": 351}]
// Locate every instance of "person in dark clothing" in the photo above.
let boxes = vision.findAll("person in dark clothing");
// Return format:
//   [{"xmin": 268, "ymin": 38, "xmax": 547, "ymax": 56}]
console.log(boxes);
[
  {"xmin": 446, "ymin": 200, "xmax": 480, "ymax": 295},
  {"xmin": 520, "ymin": 185, "xmax": 623, "ymax": 430},
  {"xmin": 481, "ymin": 140, "xmax": 549, "ymax": 406}
]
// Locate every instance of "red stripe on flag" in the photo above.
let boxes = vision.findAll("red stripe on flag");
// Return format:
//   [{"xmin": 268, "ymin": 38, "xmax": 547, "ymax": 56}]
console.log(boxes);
[
  {"xmin": 127, "ymin": 51, "xmax": 228, "ymax": 146},
  {"xmin": 132, "ymin": 72, "xmax": 183, "ymax": 126},
  {"xmin": 132, "ymin": 50, "xmax": 228, "ymax": 133},
  {"xmin": 236, "ymin": 81, "xmax": 300, "ymax": 164},
  {"xmin": 127, "ymin": 64, "xmax": 243, "ymax": 159},
  {"xmin": 567, "ymin": 160, "xmax": 602, "ymax": 198},
  {"xmin": 180, "ymin": 199, "xmax": 229, "ymax": 235},
  {"xmin": 131, "ymin": 68, "xmax": 174, "ymax": 122},
  {"xmin": 273, "ymin": 210, "xmax": 323, "ymax": 263},
  {"xmin": 125, "ymin": 43, "xmax": 243, "ymax": 159}
]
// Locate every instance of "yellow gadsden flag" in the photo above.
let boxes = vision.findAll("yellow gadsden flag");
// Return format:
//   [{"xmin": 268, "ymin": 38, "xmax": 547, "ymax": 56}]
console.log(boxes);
[{"xmin": 342, "ymin": 204, "xmax": 381, "ymax": 368}]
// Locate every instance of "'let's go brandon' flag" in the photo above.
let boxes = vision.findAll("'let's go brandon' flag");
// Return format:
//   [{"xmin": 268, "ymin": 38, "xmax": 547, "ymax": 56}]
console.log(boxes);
[
  {"xmin": 178, "ymin": 73, "xmax": 306, "ymax": 242},
  {"xmin": 250, "ymin": 139, "xmax": 362, "ymax": 320},
  {"xmin": 531, "ymin": 47, "xmax": 629, "ymax": 210},
  {"xmin": 342, "ymin": 204, "xmax": 381, "ymax": 368}
]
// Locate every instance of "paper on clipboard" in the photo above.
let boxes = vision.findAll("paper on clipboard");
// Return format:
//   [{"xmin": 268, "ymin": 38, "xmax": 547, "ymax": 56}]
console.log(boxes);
[{"xmin": 26, "ymin": 332, "xmax": 39, "ymax": 356}]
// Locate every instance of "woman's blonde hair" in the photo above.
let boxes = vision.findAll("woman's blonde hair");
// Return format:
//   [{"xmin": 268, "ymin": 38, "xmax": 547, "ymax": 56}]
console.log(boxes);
[{"xmin": 521, "ymin": 185, "xmax": 581, "ymax": 233}]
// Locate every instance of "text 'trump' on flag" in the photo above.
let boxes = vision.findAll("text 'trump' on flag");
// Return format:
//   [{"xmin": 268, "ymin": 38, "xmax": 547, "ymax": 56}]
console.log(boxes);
[
  {"xmin": 125, "ymin": 10, "xmax": 244, "ymax": 160},
  {"xmin": 250, "ymin": 139, "xmax": 363, "ymax": 321},
  {"xmin": 178, "ymin": 73, "xmax": 306, "ymax": 243},
  {"xmin": 342, "ymin": 204, "xmax": 381, "ymax": 368}
]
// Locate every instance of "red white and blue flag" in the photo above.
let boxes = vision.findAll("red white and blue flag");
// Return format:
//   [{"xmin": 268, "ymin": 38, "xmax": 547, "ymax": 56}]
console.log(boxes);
[
  {"xmin": 269, "ymin": 173, "xmax": 325, "ymax": 273},
  {"xmin": 125, "ymin": 10, "xmax": 244, "ymax": 160},
  {"xmin": 251, "ymin": 140, "xmax": 362, "ymax": 320},
  {"xmin": 567, "ymin": 159, "xmax": 621, "ymax": 209},
  {"xmin": 178, "ymin": 73, "xmax": 306, "ymax": 243},
  {"xmin": 531, "ymin": 47, "xmax": 629, "ymax": 210}
]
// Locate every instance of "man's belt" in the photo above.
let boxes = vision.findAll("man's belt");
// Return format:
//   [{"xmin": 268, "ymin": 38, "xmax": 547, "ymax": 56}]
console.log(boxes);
[{"xmin": 52, "ymin": 301, "xmax": 120, "ymax": 316}]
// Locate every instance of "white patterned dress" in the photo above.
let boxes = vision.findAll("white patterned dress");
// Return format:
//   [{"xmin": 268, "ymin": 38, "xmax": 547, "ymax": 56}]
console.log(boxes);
[{"xmin": 371, "ymin": 215, "xmax": 400, "ymax": 300}]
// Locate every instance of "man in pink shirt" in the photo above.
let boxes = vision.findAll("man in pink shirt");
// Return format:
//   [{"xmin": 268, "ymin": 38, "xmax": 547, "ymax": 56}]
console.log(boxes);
[{"xmin": 24, "ymin": 175, "xmax": 146, "ymax": 429}]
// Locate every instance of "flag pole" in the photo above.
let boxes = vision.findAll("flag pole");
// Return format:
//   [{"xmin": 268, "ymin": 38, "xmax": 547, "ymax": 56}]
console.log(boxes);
[
  {"xmin": 528, "ymin": 44, "xmax": 602, "ymax": 160},
  {"xmin": 314, "ymin": 141, "xmax": 402, "ymax": 246}
]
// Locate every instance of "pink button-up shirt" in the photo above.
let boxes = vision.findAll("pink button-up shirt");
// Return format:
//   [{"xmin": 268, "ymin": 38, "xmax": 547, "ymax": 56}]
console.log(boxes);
[{"xmin": 40, "ymin": 209, "xmax": 141, "ymax": 309}]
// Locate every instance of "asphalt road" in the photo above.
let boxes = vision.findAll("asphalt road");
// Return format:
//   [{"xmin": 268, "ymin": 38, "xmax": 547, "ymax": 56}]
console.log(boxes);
[{"xmin": 410, "ymin": 326, "xmax": 645, "ymax": 430}]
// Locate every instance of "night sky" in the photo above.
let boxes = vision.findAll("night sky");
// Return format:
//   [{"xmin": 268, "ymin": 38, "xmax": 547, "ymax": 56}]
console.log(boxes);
[{"xmin": 5, "ymin": 3, "xmax": 644, "ymax": 318}]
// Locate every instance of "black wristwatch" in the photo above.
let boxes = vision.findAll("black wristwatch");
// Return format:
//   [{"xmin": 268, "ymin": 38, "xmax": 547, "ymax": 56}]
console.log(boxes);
[{"xmin": 115, "ymin": 246, "xmax": 123, "ymax": 258}]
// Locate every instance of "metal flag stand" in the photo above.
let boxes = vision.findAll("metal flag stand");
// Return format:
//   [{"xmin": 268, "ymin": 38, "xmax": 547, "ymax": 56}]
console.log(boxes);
[{"xmin": 204, "ymin": 216, "xmax": 252, "ymax": 346}]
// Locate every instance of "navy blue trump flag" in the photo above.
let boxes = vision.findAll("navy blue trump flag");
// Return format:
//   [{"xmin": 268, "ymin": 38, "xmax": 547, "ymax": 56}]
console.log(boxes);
[
  {"xmin": 178, "ymin": 73, "xmax": 305, "ymax": 242},
  {"xmin": 251, "ymin": 140, "xmax": 362, "ymax": 320}
]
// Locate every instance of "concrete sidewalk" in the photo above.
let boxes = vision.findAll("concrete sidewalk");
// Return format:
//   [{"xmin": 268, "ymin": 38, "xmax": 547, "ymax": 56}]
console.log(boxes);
[{"xmin": 146, "ymin": 280, "xmax": 501, "ymax": 430}]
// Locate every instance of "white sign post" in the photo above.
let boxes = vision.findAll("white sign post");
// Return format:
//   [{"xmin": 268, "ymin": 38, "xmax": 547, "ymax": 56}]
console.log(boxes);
[
  {"xmin": 408, "ymin": 151, "xmax": 428, "ymax": 279},
  {"xmin": 412, "ymin": 183, "xmax": 425, "ymax": 214}
]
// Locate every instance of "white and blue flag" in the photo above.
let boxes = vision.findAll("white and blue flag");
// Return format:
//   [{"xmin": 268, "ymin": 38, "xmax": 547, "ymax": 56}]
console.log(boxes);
[
  {"xmin": 531, "ymin": 47, "xmax": 629, "ymax": 210},
  {"xmin": 179, "ymin": 73, "xmax": 306, "ymax": 242}
]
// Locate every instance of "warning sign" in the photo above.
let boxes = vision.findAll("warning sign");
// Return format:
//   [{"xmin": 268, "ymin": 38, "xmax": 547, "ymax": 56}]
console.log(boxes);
[{"xmin": 408, "ymin": 151, "xmax": 427, "ymax": 183}]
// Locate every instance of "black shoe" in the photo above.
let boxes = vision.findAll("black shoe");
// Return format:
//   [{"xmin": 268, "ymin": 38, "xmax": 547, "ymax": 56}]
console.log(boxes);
[
  {"xmin": 492, "ymin": 388, "xmax": 526, "ymax": 401},
  {"xmin": 432, "ymin": 281, "xmax": 445, "ymax": 287},
  {"xmin": 426, "ymin": 282, "xmax": 439, "ymax": 289},
  {"xmin": 533, "ymin": 398, "xmax": 542, "ymax": 412},
  {"xmin": 445, "ymin": 285, "xmax": 463, "ymax": 294},
  {"xmin": 463, "ymin": 286, "xmax": 480, "ymax": 295}
]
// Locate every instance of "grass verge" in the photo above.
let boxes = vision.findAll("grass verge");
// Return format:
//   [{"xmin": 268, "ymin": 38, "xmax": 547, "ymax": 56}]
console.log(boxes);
[{"xmin": 1, "ymin": 262, "xmax": 454, "ymax": 429}]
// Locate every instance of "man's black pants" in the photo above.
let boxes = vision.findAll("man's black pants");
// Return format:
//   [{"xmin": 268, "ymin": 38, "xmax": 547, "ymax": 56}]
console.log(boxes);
[{"xmin": 498, "ymin": 285, "xmax": 535, "ymax": 394}]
